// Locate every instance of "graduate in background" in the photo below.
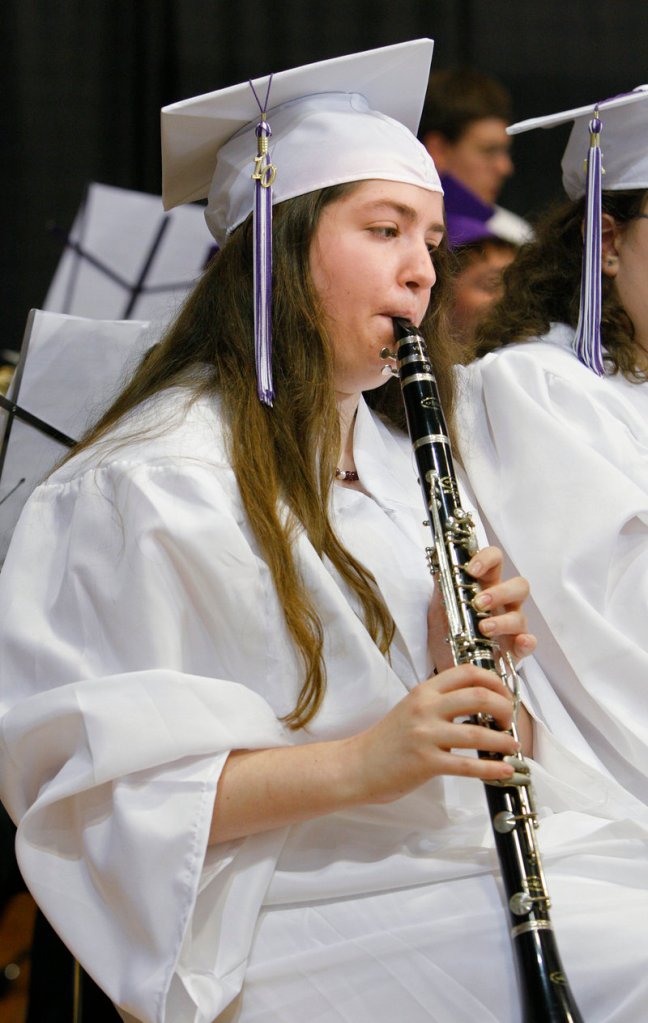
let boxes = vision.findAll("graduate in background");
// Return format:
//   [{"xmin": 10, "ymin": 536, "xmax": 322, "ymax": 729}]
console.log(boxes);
[
  {"xmin": 419, "ymin": 68, "xmax": 531, "ymax": 245},
  {"xmin": 457, "ymin": 87, "xmax": 648, "ymax": 804},
  {"xmin": 442, "ymin": 173, "xmax": 518, "ymax": 358},
  {"xmin": 1, "ymin": 42, "xmax": 647, "ymax": 1023}
]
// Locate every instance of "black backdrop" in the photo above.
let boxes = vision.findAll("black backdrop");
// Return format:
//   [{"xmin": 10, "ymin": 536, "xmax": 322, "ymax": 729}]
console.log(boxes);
[{"xmin": 2, "ymin": 0, "xmax": 647, "ymax": 352}]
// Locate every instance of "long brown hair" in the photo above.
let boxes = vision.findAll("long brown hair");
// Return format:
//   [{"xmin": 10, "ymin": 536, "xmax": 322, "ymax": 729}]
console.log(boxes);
[
  {"xmin": 473, "ymin": 188, "xmax": 648, "ymax": 380},
  {"xmin": 68, "ymin": 182, "xmax": 454, "ymax": 728}
]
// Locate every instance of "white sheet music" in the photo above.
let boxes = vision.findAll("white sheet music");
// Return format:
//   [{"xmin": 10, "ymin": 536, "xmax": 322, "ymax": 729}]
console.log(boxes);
[
  {"xmin": 0, "ymin": 310, "xmax": 154, "ymax": 564},
  {"xmin": 44, "ymin": 182, "xmax": 213, "ymax": 324}
]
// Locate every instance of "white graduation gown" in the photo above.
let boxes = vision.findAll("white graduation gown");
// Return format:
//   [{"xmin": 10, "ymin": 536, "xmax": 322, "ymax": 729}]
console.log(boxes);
[
  {"xmin": 0, "ymin": 386, "xmax": 647, "ymax": 1023},
  {"xmin": 456, "ymin": 322, "xmax": 648, "ymax": 804}
]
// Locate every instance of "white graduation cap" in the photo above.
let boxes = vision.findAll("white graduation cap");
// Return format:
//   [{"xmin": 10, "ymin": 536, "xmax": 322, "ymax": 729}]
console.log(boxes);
[
  {"xmin": 0, "ymin": 310, "xmax": 154, "ymax": 565},
  {"xmin": 44, "ymin": 182, "xmax": 215, "ymax": 326},
  {"xmin": 161, "ymin": 39, "xmax": 441, "ymax": 405},
  {"xmin": 508, "ymin": 87, "xmax": 648, "ymax": 373}
]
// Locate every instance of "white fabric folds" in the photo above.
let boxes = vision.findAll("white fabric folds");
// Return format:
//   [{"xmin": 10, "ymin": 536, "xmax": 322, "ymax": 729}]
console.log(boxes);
[
  {"xmin": 456, "ymin": 323, "xmax": 648, "ymax": 803},
  {"xmin": 1, "ymin": 388, "xmax": 647, "ymax": 1022}
]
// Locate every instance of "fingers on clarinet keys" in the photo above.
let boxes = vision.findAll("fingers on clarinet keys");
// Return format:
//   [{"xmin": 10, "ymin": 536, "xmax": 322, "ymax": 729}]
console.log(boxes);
[
  {"xmin": 489, "ymin": 754, "xmax": 531, "ymax": 789},
  {"xmin": 471, "ymin": 591, "xmax": 490, "ymax": 615}
]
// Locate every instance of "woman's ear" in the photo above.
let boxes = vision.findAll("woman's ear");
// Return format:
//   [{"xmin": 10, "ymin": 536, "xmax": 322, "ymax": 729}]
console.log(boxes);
[{"xmin": 601, "ymin": 212, "xmax": 620, "ymax": 277}]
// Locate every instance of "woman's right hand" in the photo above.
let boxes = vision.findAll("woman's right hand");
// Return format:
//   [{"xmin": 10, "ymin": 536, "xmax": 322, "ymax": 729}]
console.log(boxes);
[
  {"xmin": 210, "ymin": 664, "xmax": 518, "ymax": 845},
  {"xmin": 343, "ymin": 664, "xmax": 519, "ymax": 805}
]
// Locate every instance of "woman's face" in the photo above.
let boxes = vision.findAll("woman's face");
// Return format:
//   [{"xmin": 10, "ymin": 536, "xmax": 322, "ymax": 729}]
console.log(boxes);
[
  {"xmin": 452, "ymin": 242, "xmax": 516, "ymax": 346},
  {"xmin": 309, "ymin": 180, "xmax": 444, "ymax": 395}
]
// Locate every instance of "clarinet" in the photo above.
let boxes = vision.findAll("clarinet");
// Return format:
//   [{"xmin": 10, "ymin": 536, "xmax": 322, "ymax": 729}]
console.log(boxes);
[{"xmin": 382, "ymin": 318, "xmax": 584, "ymax": 1023}]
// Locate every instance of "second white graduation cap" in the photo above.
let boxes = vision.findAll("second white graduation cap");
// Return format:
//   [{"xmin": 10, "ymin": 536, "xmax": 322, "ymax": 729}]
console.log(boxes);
[
  {"xmin": 508, "ymin": 87, "xmax": 648, "ymax": 198},
  {"xmin": 508, "ymin": 87, "xmax": 648, "ymax": 374},
  {"xmin": 160, "ymin": 40, "xmax": 441, "ymax": 405}
]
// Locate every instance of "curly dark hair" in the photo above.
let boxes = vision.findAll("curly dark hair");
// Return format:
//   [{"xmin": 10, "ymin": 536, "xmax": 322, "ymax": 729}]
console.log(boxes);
[{"xmin": 473, "ymin": 189, "xmax": 648, "ymax": 381}]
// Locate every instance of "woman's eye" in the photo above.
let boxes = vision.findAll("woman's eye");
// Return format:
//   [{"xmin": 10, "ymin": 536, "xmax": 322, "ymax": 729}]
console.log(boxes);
[{"xmin": 370, "ymin": 226, "xmax": 398, "ymax": 238}]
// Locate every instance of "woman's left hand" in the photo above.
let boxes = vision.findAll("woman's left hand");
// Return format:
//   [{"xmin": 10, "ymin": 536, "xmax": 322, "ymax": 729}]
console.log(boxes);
[{"xmin": 428, "ymin": 545, "xmax": 536, "ymax": 673}]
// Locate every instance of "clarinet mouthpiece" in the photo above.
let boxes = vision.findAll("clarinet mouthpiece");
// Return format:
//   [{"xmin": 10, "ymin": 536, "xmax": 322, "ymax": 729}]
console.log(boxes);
[{"xmin": 392, "ymin": 316, "xmax": 418, "ymax": 340}]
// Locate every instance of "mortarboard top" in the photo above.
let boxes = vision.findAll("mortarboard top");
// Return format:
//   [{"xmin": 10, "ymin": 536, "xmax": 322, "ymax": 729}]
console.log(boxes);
[
  {"xmin": 507, "ymin": 86, "xmax": 648, "ymax": 375},
  {"xmin": 161, "ymin": 39, "xmax": 441, "ymax": 244},
  {"xmin": 0, "ymin": 310, "xmax": 154, "ymax": 565},
  {"xmin": 161, "ymin": 39, "xmax": 441, "ymax": 405},
  {"xmin": 507, "ymin": 86, "xmax": 648, "ymax": 199}
]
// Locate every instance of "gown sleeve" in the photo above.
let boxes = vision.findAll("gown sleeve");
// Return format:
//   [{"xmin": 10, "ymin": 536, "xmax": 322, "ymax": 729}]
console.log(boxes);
[
  {"xmin": 456, "ymin": 342, "xmax": 648, "ymax": 803},
  {"xmin": 0, "ymin": 455, "xmax": 291, "ymax": 1023}
]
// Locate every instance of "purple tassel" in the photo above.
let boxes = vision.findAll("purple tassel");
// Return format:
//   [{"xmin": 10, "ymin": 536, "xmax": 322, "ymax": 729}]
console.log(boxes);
[
  {"xmin": 573, "ymin": 115, "xmax": 605, "ymax": 375},
  {"xmin": 250, "ymin": 77, "xmax": 276, "ymax": 405}
]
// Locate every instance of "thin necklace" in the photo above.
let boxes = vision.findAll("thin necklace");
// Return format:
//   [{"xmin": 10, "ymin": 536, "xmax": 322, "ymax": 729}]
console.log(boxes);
[
  {"xmin": 335, "ymin": 467, "xmax": 359, "ymax": 482},
  {"xmin": 336, "ymin": 405, "xmax": 359, "ymax": 481}
]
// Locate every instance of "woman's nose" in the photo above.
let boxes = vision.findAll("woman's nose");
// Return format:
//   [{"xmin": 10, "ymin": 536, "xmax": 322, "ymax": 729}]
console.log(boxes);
[
  {"xmin": 404, "ymin": 240, "xmax": 437, "ymax": 291},
  {"xmin": 496, "ymin": 151, "xmax": 514, "ymax": 180}
]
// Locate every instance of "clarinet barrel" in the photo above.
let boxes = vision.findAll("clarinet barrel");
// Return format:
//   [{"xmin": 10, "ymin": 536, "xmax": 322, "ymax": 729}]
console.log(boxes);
[{"xmin": 389, "ymin": 317, "xmax": 584, "ymax": 1023}]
